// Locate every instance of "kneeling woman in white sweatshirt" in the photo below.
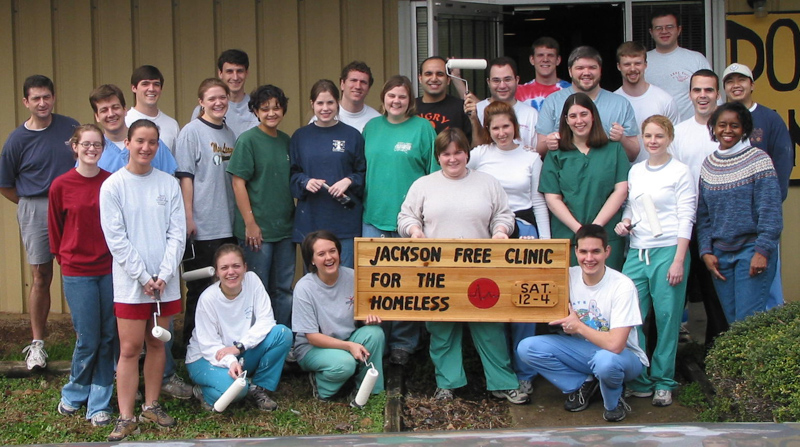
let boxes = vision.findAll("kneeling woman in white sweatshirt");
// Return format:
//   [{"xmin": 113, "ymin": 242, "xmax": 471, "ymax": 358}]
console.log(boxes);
[{"xmin": 185, "ymin": 244, "xmax": 292, "ymax": 412}]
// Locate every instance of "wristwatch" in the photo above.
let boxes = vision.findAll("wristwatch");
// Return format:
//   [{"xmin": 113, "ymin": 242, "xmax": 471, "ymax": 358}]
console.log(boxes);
[{"xmin": 233, "ymin": 341, "xmax": 245, "ymax": 356}]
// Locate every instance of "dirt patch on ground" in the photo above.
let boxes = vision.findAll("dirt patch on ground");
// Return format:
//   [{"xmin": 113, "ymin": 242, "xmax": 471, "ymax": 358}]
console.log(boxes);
[
  {"xmin": 0, "ymin": 313, "xmax": 76, "ymax": 359},
  {"xmin": 399, "ymin": 331, "xmax": 515, "ymax": 431}
]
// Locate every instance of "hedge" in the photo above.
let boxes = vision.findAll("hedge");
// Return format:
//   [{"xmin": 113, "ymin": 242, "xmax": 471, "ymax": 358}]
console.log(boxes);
[{"xmin": 705, "ymin": 301, "xmax": 800, "ymax": 422}]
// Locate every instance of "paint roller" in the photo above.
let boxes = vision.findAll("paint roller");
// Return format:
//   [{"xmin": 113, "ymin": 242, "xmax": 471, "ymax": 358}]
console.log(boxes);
[
  {"xmin": 639, "ymin": 194, "xmax": 663, "ymax": 238},
  {"xmin": 214, "ymin": 360, "xmax": 247, "ymax": 412},
  {"xmin": 150, "ymin": 276, "xmax": 172, "ymax": 342},
  {"xmin": 445, "ymin": 59, "xmax": 487, "ymax": 96},
  {"xmin": 350, "ymin": 359, "xmax": 380, "ymax": 409},
  {"xmin": 182, "ymin": 266, "xmax": 216, "ymax": 282}
]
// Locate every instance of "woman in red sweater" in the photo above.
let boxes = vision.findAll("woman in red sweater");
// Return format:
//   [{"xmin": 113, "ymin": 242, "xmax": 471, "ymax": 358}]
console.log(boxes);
[{"xmin": 48, "ymin": 124, "xmax": 115, "ymax": 427}]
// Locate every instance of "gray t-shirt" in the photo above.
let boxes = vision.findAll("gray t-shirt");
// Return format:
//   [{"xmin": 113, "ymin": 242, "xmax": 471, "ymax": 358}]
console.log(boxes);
[
  {"xmin": 174, "ymin": 118, "xmax": 236, "ymax": 241},
  {"xmin": 292, "ymin": 267, "xmax": 357, "ymax": 362}
]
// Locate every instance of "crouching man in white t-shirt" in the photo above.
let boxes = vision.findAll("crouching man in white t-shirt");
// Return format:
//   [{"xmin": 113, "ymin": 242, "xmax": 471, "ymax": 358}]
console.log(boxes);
[{"xmin": 517, "ymin": 224, "xmax": 648, "ymax": 422}]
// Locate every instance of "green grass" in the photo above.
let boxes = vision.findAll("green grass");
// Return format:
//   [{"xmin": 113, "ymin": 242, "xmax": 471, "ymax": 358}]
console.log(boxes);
[
  {"xmin": 0, "ymin": 339, "xmax": 76, "ymax": 362},
  {"xmin": 0, "ymin": 372, "xmax": 386, "ymax": 445}
]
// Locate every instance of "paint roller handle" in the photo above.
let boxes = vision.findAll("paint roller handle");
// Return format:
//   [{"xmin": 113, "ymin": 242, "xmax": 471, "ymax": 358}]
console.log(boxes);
[{"xmin": 347, "ymin": 341, "xmax": 370, "ymax": 362}]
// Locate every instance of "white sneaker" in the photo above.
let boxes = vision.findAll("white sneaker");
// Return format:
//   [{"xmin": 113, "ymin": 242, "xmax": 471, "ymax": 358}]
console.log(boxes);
[
  {"xmin": 91, "ymin": 411, "xmax": 112, "ymax": 427},
  {"xmin": 22, "ymin": 341, "xmax": 48, "ymax": 370},
  {"xmin": 652, "ymin": 389, "xmax": 673, "ymax": 407},
  {"xmin": 624, "ymin": 388, "xmax": 653, "ymax": 398}
]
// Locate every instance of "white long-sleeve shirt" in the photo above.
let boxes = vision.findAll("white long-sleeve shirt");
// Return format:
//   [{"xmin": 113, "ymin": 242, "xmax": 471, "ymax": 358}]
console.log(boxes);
[
  {"xmin": 622, "ymin": 157, "xmax": 696, "ymax": 249},
  {"xmin": 100, "ymin": 167, "xmax": 185, "ymax": 304},
  {"xmin": 185, "ymin": 271, "xmax": 277, "ymax": 369},
  {"xmin": 467, "ymin": 143, "xmax": 550, "ymax": 239}
]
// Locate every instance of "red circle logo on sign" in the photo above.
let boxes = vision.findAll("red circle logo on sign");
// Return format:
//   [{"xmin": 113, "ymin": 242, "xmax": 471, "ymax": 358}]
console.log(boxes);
[{"xmin": 467, "ymin": 278, "xmax": 500, "ymax": 309}]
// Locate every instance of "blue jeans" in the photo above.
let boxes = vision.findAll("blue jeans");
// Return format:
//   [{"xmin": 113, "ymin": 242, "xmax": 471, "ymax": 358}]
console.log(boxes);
[
  {"xmin": 517, "ymin": 334, "xmax": 643, "ymax": 411},
  {"xmin": 339, "ymin": 237, "xmax": 354, "ymax": 268},
  {"xmin": 60, "ymin": 274, "xmax": 117, "ymax": 419},
  {"xmin": 299, "ymin": 325, "xmax": 385, "ymax": 399},
  {"xmin": 186, "ymin": 325, "xmax": 292, "ymax": 406},
  {"xmin": 362, "ymin": 223, "xmax": 422, "ymax": 353},
  {"xmin": 767, "ymin": 245, "xmax": 783, "ymax": 310},
  {"xmin": 510, "ymin": 323, "xmax": 538, "ymax": 380},
  {"xmin": 712, "ymin": 243, "xmax": 777, "ymax": 324},
  {"xmin": 240, "ymin": 238, "xmax": 296, "ymax": 328}
]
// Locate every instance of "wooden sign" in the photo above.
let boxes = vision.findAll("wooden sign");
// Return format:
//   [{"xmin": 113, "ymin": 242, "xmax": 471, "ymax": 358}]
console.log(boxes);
[{"xmin": 354, "ymin": 238, "xmax": 570, "ymax": 323}]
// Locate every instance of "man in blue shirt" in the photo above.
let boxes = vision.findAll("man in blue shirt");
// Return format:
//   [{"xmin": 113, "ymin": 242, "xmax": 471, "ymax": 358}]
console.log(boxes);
[
  {"xmin": 0, "ymin": 75, "xmax": 79, "ymax": 370},
  {"xmin": 89, "ymin": 84, "xmax": 177, "ymax": 175}
]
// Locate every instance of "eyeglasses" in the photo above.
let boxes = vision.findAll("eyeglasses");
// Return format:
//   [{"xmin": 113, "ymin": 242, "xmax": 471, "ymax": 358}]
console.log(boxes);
[
  {"xmin": 652, "ymin": 25, "xmax": 677, "ymax": 32},
  {"xmin": 489, "ymin": 76, "xmax": 515, "ymax": 86},
  {"xmin": 78, "ymin": 142, "xmax": 103, "ymax": 149}
]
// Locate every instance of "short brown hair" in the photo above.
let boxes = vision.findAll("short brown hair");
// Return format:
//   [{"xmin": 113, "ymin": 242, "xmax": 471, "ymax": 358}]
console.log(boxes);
[
  {"xmin": 616, "ymin": 41, "xmax": 647, "ymax": 63},
  {"xmin": 89, "ymin": 84, "xmax": 126, "ymax": 114},
  {"xmin": 379, "ymin": 75, "xmax": 416, "ymax": 118},
  {"xmin": 433, "ymin": 128, "xmax": 470, "ymax": 165},
  {"xmin": 558, "ymin": 92, "xmax": 609, "ymax": 150}
]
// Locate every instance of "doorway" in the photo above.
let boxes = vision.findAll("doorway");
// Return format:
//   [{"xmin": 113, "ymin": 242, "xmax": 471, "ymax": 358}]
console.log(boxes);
[
  {"xmin": 408, "ymin": 1, "xmax": 711, "ymax": 97},
  {"xmin": 503, "ymin": 4, "xmax": 624, "ymax": 90}
]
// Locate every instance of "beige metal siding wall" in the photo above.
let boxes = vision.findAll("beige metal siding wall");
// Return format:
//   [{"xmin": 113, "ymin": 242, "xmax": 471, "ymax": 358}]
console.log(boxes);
[{"xmin": 0, "ymin": 0, "xmax": 399, "ymax": 313}]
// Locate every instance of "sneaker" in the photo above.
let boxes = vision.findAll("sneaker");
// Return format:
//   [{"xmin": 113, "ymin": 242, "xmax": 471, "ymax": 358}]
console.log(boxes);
[
  {"xmin": 603, "ymin": 397, "xmax": 631, "ymax": 422},
  {"xmin": 434, "ymin": 387, "xmax": 454, "ymax": 401},
  {"xmin": 139, "ymin": 401, "xmax": 176, "ymax": 428},
  {"xmin": 652, "ymin": 389, "xmax": 673, "ymax": 407},
  {"xmin": 285, "ymin": 348, "xmax": 297, "ymax": 363},
  {"xmin": 518, "ymin": 379, "xmax": 533, "ymax": 395},
  {"xmin": 57, "ymin": 401, "xmax": 79, "ymax": 416},
  {"xmin": 91, "ymin": 411, "xmax": 112, "ymax": 427},
  {"xmin": 248, "ymin": 384, "xmax": 278, "ymax": 411},
  {"xmin": 192, "ymin": 385, "xmax": 214, "ymax": 412},
  {"xmin": 564, "ymin": 379, "xmax": 599, "ymax": 412},
  {"xmin": 22, "ymin": 341, "xmax": 47, "ymax": 370},
  {"xmin": 491, "ymin": 388, "xmax": 530, "ymax": 404},
  {"xmin": 161, "ymin": 374, "xmax": 193, "ymax": 400},
  {"xmin": 107, "ymin": 417, "xmax": 139, "ymax": 442},
  {"xmin": 389, "ymin": 349, "xmax": 410, "ymax": 366},
  {"xmin": 624, "ymin": 388, "xmax": 653, "ymax": 398}
]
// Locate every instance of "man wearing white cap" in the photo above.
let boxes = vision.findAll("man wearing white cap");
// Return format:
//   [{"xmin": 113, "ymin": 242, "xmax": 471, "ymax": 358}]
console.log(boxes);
[{"xmin": 723, "ymin": 62, "xmax": 793, "ymax": 309}]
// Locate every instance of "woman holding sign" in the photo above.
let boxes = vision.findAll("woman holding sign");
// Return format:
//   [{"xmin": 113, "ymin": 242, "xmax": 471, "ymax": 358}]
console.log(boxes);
[
  {"xmin": 292, "ymin": 230, "xmax": 385, "ymax": 401},
  {"xmin": 397, "ymin": 128, "xmax": 528, "ymax": 404},
  {"xmin": 614, "ymin": 115, "xmax": 696, "ymax": 407},
  {"xmin": 185, "ymin": 244, "xmax": 292, "ymax": 412}
]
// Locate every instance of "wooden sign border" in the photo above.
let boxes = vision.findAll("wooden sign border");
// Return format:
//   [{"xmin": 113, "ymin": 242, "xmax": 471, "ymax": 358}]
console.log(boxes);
[{"xmin": 354, "ymin": 238, "xmax": 571, "ymax": 323}]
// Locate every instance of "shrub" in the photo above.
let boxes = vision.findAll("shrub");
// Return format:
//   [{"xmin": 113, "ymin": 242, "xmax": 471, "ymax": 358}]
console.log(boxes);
[{"xmin": 704, "ymin": 301, "xmax": 800, "ymax": 422}]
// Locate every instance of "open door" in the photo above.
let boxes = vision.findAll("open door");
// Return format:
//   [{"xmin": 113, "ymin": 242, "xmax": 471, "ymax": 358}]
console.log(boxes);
[{"xmin": 407, "ymin": 1, "xmax": 712, "ymax": 96}]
